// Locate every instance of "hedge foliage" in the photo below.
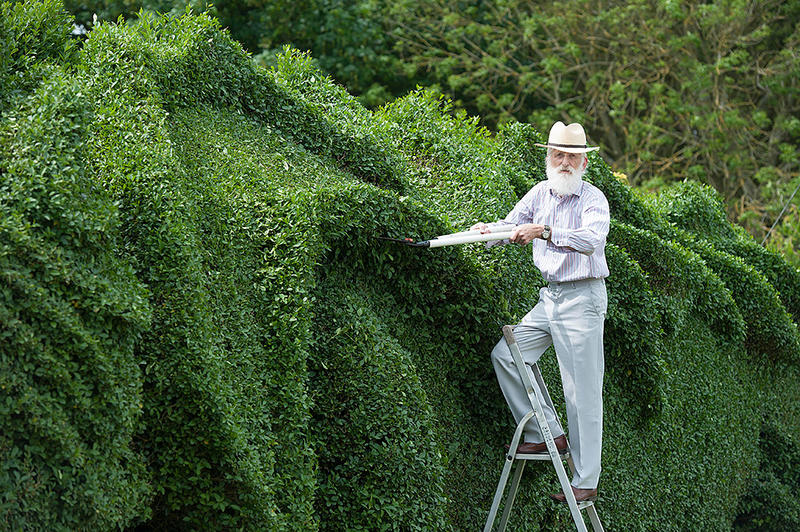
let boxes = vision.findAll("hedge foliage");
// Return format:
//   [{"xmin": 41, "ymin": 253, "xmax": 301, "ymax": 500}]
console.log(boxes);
[
  {"xmin": 1, "ymin": 4, "xmax": 151, "ymax": 528},
  {"xmin": 2, "ymin": 2, "xmax": 800, "ymax": 530}
]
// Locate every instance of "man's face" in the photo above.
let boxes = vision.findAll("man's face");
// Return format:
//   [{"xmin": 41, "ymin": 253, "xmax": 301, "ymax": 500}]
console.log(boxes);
[
  {"xmin": 548, "ymin": 149, "xmax": 586, "ymax": 172},
  {"xmin": 546, "ymin": 149, "xmax": 587, "ymax": 196}
]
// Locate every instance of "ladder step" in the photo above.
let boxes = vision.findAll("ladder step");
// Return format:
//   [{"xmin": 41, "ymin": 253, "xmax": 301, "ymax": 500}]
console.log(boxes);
[
  {"xmin": 513, "ymin": 451, "xmax": 571, "ymax": 461},
  {"xmin": 550, "ymin": 499, "xmax": 598, "ymax": 510}
]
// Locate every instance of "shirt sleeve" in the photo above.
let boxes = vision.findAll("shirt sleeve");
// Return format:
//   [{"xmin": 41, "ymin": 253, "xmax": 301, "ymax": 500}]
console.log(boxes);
[
  {"xmin": 485, "ymin": 187, "xmax": 538, "ymax": 247},
  {"xmin": 550, "ymin": 191, "xmax": 610, "ymax": 255}
]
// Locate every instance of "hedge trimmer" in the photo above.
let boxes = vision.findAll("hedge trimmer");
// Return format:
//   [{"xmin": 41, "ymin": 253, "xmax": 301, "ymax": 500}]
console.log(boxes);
[{"xmin": 379, "ymin": 224, "xmax": 517, "ymax": 248}]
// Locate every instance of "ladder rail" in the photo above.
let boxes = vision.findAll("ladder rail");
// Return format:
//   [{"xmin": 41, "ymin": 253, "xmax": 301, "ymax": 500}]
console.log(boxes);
[
  {"xmin": 529, "ymin": 359, "xmax": 563, "ymax": 434},
  {"xmin": 586, "ymin": 504, "xmax": 605, "ymax": 531},
  {"xmin": 497, "ymin": 460, "xmax": 526, "ymax": 530}
]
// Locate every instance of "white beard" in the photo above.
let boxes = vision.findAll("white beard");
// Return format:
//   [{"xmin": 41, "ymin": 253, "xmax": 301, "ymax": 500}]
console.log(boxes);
[{"xmin": 546, "ymin": 162, "xmax": 584, "ymax": 196}]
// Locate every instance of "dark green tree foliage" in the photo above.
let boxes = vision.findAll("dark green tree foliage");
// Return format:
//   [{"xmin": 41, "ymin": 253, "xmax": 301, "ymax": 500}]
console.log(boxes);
[
  {"xmin": 250, "ymin": 0, "xmax": 412, "ymax": 107},
  {"xmin": 3, "ymin": 2, "xmax": 800, "ymax": 530},
  {"xmin": 385, "ymin": 0, "xmax": 800, "ymax": 241}
]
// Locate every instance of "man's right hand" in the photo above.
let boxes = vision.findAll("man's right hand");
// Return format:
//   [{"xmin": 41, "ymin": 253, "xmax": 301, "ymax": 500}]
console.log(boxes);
[{"xmin": 471, "ymin": 223, "xmax": 490, "ymax": 234}]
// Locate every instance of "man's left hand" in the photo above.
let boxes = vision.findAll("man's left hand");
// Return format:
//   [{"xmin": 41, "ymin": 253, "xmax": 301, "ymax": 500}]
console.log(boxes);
[{"xmin": 511, "ymin": 224, "xmax": 545, "ymax": 245}]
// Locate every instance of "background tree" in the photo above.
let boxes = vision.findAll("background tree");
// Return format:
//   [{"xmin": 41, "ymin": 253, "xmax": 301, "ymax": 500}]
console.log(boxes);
[{"xmin": 386, "ymin": 0, "xmax": 800, "ymax": 256}]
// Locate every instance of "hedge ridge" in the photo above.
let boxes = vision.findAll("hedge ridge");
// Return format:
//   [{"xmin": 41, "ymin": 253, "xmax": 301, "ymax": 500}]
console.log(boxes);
[
  {"xmin": 653, "ymin": 180, "xmax": 800, "ymax": 322},
  {"xmin": 310, "ymin": 274, "xmax": 450, "ymax": 530},
  {"xmin": 651, "ymin": 182, "xmax": 800, "ymax": 363},
  {"xmin": 721, "ymin": 230, "xmax": 800, "ymax": 323},
  {"xmin": 608, "ymin": 220, "xmax": 745, "ymax": 343},
  {"xmin": 126, "ymin": 104, "xmax": 318, "ymax": 528},
  {"xmin": 3, "ymin": 3, "xmax": 800, "ymax": 531}
]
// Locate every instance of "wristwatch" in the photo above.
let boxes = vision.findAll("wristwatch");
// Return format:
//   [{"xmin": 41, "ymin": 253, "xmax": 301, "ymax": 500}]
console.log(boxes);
[{"xmin": 541, "ymin": 225, "xmax": 551, "ymax": 240}]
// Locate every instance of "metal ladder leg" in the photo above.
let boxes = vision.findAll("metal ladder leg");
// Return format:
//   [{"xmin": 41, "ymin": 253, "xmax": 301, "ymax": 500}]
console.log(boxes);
[
  {"xmin": 585, "ymin": 503, "xmax": 604, "ymax": 531},
  {"xmin": 526, "ymin": 362, "xmax": 579, "ymax": 478},
  {"xmin": 497, "ymin": 456, "xmax": 526, "ymax": 531},
  {"xmin": 484, "ymin": 411, "xmax": 532, "ymax": 532}
]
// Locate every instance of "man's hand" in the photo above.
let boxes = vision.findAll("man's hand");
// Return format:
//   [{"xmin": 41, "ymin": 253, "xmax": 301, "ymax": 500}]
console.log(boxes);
[
  {"xmin": 511, "ymin": 223, "xmax": 545, "ymax": 245},
  {"xmin": 471, "ymin": 222, "xmax": 490, "ymax": 234}
]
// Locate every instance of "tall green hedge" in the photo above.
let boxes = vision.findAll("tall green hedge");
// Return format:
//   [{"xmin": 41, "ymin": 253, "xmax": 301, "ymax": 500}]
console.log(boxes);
[{"xmin": 2, "ymin": 2, "xmax": 800, "ymax": 530}]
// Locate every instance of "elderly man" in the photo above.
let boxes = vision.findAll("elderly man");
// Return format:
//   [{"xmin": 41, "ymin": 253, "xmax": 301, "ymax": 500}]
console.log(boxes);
[{"xmin": 472, "ymin": 121, "xmax": 610, "ymax": 503}]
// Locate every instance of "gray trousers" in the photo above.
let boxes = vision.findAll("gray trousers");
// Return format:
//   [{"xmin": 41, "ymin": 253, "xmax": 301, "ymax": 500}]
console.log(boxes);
[{"xmin": 491, "ymin": 278, "xmax": 607, "ymax": 489}]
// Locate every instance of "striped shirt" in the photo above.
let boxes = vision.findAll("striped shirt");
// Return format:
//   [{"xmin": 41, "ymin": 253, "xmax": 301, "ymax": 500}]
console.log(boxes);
[{"xmin": 492, "ymin": 180, "xmax": 610, "ymax": 282}]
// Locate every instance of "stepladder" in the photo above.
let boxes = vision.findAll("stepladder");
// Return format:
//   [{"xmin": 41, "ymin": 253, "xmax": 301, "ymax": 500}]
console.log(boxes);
[{"xmin": 484, "ymin": 325, "xmax": 604, "ymax": 532}]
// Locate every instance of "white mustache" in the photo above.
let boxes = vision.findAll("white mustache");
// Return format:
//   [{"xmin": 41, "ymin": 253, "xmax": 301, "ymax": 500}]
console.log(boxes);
[{"xmin": 546, "ymin": 163, "xmax": 583, "ymax": 195}]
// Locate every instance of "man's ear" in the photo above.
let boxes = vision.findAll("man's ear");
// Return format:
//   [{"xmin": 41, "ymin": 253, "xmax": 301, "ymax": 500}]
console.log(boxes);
[{"xmin": 582, "ymin": 156, "xmax": 588, "ymax": 170}]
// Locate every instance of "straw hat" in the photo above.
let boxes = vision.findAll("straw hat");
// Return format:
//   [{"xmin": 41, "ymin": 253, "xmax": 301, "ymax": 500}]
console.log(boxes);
[{"xmin": 534, "ymin": 121, "xmax": 599, "ymax": 153}]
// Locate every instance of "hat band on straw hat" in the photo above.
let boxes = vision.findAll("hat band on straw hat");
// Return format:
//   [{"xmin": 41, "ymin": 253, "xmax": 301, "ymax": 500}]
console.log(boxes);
[{"xmin": 548, "ymin": 143, "xmax": 589, "ymax": 149}]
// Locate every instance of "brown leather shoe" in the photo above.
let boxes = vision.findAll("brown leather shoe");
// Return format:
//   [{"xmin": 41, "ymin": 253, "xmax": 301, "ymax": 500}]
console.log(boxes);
[
  {"xmin": 549, "ymin": 486, "xmax": 598, "ymax": 504},
  {"xmin": 505, "ymin": 434, "xmax": 568, "ymax": 454}
]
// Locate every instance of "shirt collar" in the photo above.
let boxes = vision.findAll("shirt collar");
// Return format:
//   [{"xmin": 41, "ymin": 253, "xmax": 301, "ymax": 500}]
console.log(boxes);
[{"xmin": 548, "ymin": 180, "xmax": 584, "ymax": 198}]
